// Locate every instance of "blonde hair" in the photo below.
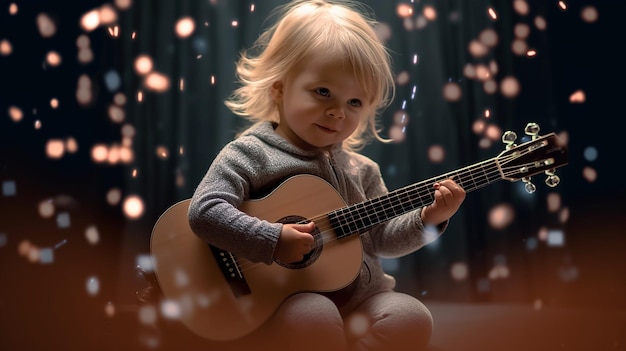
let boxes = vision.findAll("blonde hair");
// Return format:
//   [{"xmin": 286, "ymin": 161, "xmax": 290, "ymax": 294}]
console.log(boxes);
[{"xmin": 225, "ymin": 0, "xmax": 395, "ymax": 151}]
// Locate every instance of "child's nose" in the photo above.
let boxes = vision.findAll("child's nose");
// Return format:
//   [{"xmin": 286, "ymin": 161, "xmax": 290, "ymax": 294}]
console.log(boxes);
[{"xmin": 326, "ymin": 104, "xmax": 345, "ymax": 118}]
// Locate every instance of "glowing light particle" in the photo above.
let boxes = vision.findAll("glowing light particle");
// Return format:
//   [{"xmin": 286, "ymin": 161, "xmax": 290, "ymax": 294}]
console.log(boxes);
[
  {"xmin": 583, "ymin": 146, "xmax": 598, "ymax": 162},
  {"xmin": 582, "ymin": 166, "xmax": 597, "ymax": 183},
  {"xmin": 136, "ymin": 255, "xmax": 154, "ymax": 272},
  {"xmin": 472, "ymin": 120, "xmax": 486, "ymax": 134},
  {"xmin": 123, "ymin": 195, "xmax": 144, "ymax": 219},
  {"xmin": 558, "ymin": 1, "xmax": 567, "ymax": 11},
  {"xmin": 86, "ymin": 276, "xmax": 100, "ymax": 296},
  {"xmin": 535, "ymin": 16, "xmax": 547, "ymax": 30},
  {"xmin": 98, "ymin": 4, "xmax": 118, "ymax": 25},
  {"xmin": 559, "ymin": 207, "xmax": 570, "ymax": 224},
  {"xmin": 18, "ymin": 240, "xmax": 32, "ymax": 256},
  {"xmin": 2, "ymin": 180, "xmax": 16, "ymax": 196},
  {"xmin": 156, "ymin": 146, "xmax": 169, "ymax": 159},
  {"xmin": 513, "ymin": 0, "xmax": 530, "ymax": 16},
  {"xmin": 9, "ymin": 3, "xmax": 18, "ymax": 15},
  {"xmin": 346, "ymin": 313, "xmax": 370, "ymax": 337},
  {"xmin": 547, "ymin": 230, "xmax": 564, "ymax": 247},
  {"xmin": 160, "ymin": 300, "xmax": 181, "ymax": 319},
  {"xmin": 514, "ymin": 23, "xmax": 531, "ymax": 39},
  {"xmin": 91, "ymin": 144, "xmax": 108, "ymax": 162},
  {"xmin": 85, "ymin": 225, "xmax": 100, "ymax": 245},
  {"xmin": 487, "ymin": 7, "xmax": 498, "ymax": 20},
  {"xmin": 46, "ymin": 139, "xmax": 65, "ymax": 159},
  {"xmin": 8, "ymin": 106, "xmax": 23, "ymax": 122},
  {"xmin": 442, "ymin": 82, "xmax": 462, "ymax": 102},
  {"xmin": 397, "ymin": 4, "xmax": 414, "ymax": 18},
  {"xmin": 450, "ymin": 262, "xmax": 469, "ymax": 281},
  {"xmin": 479, "ymin": 28, "xmax": 498, "ymax": 47},
  {"xmin": 175, "ymin": 17, "xmax": 195, "ymax": 38},
  {"xmin": 511, "ymin": 39, "xmax": 528, "ymax": 55},
  {"xmin": 488, "ymin": 203, "xmax": 514, "ymax": 229},
  {"xmin": 428, "ymin": 145, "xmax": 445, "ymax": 163},
  {"xmin": 56, "ymin": 212, "xmax": 71, "ymax": 228},
  {"xmin": 145, "ymin": 72, "xmax": 170, "ymax": 92},
  {"xmin": 104, "ymin": 70, "xmax": 122, "ymax": 91},
  {"xmin": 81, "ymin": 10, "xmax": 100, "ymax": 31},
  {"xmin": 484, "ymin": 124, "xmax": 502, "ymax": 141},
  {"xmin": 36, "ymin": 13, "xmax": 57, "ymax": 37},
  {"xmin": 46, "ymin": 51, "xmax": 62, "ymax": 66},
  {"xmin": 38, "ymin": 199, "xmax": 55, "ymax": 218},
  {"xmin": 27, "ymin": 247, "xmax": 40, "ymax": 263},
  {"xmin": 139, "ymin": 305, "xmax": 157, "ymax": 325},
  {"xmin": 66, "ymin": 137, "xmax": 78, "ymax": 153},
  {"xmin": 581, "ymin": 6, "xmax": 598, "ymax": 23},
  {"xmin": 469, "ymin": 40, "xmax": 488, "ymax": 58},
  {"xmin": 423, "ymin": 6, "xmax": 437, "ymax": 20},
  {"xmin": 525, "ymin": 237, "xmax": 538, "ymax": 250},
  {"xmin": 39, "ymin": 248, "xmax": 54, "ymax": 264},
  {"xmin": 500, "ymin": 76, "xmax": 520, "ymax": 98},
  {"xmin": 105, "ymin": 301, "xmax": 116, "ymax": 317},
  {"xmin": 546, "ymin": 192, "xmax": 561, "ymax": 213},
  {"xmin": 569, "ymin": 89, "xmax": 585, "ymax": 103},
  {"xmin": 0, "ymin": 39, "xmax": 12, "ymax": 55},
  {"xmin": 115, "ymin": 0, "xmax": 132, "ymax": 10},
  {"xmin": 108, "ymin": 104, "xmax": 125, "ymax": 123},
  {"xmin": 388, "ymin": 125, "xmax": 406, "ymax": 143}
]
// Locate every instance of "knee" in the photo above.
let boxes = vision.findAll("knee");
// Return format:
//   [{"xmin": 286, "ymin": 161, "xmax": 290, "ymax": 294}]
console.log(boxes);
[
  {"xmin": 270, "ymin": 293, "xmax": 346, "ymax": 350},
  {"xmin": 346, "ymin": 292, "xmax": 433, "ymax": 351},
  {"xmin": 278, "ymin": 292, "xmax": 344, "ymax": 330}
]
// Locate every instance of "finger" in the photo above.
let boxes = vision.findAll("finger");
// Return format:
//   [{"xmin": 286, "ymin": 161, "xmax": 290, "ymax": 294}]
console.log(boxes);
[
  {"xmin": 295, "ymin": 221, "xmax": 316, "ymax": 232},
  {"xmin": 438, "ymin": 185, "xmax": 453, "ymax": 205}
]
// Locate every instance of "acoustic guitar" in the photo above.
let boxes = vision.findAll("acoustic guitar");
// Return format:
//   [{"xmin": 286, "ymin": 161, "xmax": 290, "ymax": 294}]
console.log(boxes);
[{"xmin": 150, "ymin": 124, "xmax": 568, "ymax": 341}]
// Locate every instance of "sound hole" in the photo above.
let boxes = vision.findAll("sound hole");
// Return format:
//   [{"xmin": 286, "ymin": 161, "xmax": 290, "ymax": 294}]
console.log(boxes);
[{"xmin": 273, "ymin": 215, "xmax": 322, "ymax": 269}]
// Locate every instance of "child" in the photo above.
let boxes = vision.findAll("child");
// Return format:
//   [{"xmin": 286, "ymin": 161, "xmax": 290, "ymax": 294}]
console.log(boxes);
[{"xmin": 188, "ymin": 1, "xmax": 466, "ymax": 350}]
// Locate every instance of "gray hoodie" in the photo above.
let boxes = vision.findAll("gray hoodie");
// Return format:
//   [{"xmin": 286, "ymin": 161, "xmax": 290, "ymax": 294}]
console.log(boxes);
[{"xmin": 188, "ymin": 121, "xmax": 446, "ymax": 313}]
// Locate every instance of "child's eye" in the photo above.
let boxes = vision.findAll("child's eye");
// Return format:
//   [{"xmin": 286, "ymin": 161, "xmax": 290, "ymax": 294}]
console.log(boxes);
[
  {"xmin": 315, "ymin": 88, "xmax": 330, "ymax": 97},
  {"xmin": 348, "ymin": 99, "xmax": 362, "ymax": 107}
]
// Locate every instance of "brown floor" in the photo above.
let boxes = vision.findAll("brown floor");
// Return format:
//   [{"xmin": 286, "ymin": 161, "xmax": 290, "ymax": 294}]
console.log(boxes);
[{"xmin": 426, "ymin": 301, "xmax": 626, "ymax": 351}]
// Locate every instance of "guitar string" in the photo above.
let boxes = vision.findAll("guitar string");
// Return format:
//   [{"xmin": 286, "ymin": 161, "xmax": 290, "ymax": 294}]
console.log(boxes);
[
  {"xmin": 233, "ymin": 152, "xmax": 544, "ymax": 272},
  {"xmin": 233, "ymin": 155, "xmax": 545, "ymax": 272}
]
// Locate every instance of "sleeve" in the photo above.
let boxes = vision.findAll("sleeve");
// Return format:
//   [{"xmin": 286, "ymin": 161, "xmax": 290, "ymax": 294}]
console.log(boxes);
[
  {"xmin": 187, "ymin": 141, "xmax": 282, "ymax": 265},
  {"xmin": 359, "ymin": 162, "xmax": 448, "ymax": 258}
]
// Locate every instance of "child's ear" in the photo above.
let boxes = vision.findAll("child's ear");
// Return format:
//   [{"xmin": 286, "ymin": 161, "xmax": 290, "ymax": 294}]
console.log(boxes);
[{"xmin": 270, "ymin": 81, "xmax": 284, "ymax": 103}]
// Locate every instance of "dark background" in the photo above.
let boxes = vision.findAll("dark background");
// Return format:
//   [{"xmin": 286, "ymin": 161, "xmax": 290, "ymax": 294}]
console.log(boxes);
[{"xmin": 1, "ymin": 0, "xmax": 625, "ymax": 350}]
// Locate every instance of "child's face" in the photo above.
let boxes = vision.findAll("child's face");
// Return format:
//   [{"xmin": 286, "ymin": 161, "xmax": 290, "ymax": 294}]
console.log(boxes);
[{"xmin": 271, "ymin": 55, "xmax": 373, "ymax": 151}]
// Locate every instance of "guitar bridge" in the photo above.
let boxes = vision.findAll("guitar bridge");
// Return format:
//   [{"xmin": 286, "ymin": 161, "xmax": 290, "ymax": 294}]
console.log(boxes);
[{"xmin": 209, "ymin": 245, "xmax": 251, "ymax": 297}]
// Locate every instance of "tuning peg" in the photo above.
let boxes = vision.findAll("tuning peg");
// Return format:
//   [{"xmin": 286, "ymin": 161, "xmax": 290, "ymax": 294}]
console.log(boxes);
[
  {"xmin": 524, "ymin": 122, "xmax": 540, "ymax": 140},
  {"xmin": 502, "ymin": 131, "xmax": 517, "ymax": 150},
  {"xmin": 545, "ymin": 174, "xmax": 560, "ymax": 187},
  {"xmin": 522, "ymin": 176, "xmax": 536, "ymax": 193}
]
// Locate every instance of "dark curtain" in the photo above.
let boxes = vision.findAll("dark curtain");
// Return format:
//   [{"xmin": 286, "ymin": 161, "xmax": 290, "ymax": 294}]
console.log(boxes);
[{"xmin": 116, "ymin": 0, "xmax": 575, "ymax": 306}]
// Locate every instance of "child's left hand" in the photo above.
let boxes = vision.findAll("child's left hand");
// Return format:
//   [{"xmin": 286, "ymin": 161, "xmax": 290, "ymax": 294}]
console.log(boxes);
[{"xmin": 420, "ymin": 179, "xmax": 466, "ymax": 226}]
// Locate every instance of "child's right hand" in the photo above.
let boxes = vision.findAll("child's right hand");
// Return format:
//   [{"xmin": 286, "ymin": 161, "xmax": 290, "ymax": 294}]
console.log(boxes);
[{"xmin": 274, "ymin": 222, "xmax": 315, "ymax": 263}]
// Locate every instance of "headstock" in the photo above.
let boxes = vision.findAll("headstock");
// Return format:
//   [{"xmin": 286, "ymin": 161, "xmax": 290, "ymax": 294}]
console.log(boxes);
[{"xmin": 496, "ymin": 122, "xmax": 568, "ymax": 192}]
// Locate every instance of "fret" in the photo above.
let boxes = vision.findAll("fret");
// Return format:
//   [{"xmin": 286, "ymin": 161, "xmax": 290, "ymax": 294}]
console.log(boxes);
[{"xmin": 329, "ymin": 158, "xmax": 502, "ymax": 237}]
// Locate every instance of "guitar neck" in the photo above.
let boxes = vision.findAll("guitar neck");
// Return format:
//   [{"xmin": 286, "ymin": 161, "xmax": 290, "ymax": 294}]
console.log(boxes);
[{"xmin": 328, "ymin": 157, "xmax": 501, "ymax": 238}]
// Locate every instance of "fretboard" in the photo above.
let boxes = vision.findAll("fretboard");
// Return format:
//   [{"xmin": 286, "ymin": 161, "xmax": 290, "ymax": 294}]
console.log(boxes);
[{"xmin": 328, "ymin": 157, "xmax": 502, "ymax": 238}]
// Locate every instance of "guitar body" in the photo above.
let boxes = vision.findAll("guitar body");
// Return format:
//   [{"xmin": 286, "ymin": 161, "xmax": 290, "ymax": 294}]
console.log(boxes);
[
  {"xmin": 150, "ymin": 129, "xmax": 569, "ymax": 342},
  {"xmin": 150, "ymin": 175, "xmax": 363, "ymax": 341}
]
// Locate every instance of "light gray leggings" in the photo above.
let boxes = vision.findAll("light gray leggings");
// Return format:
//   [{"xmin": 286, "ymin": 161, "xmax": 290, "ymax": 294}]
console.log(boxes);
[{"xmin": 219, "ymin": 291, "xmax": 433, "ymax": 351}]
